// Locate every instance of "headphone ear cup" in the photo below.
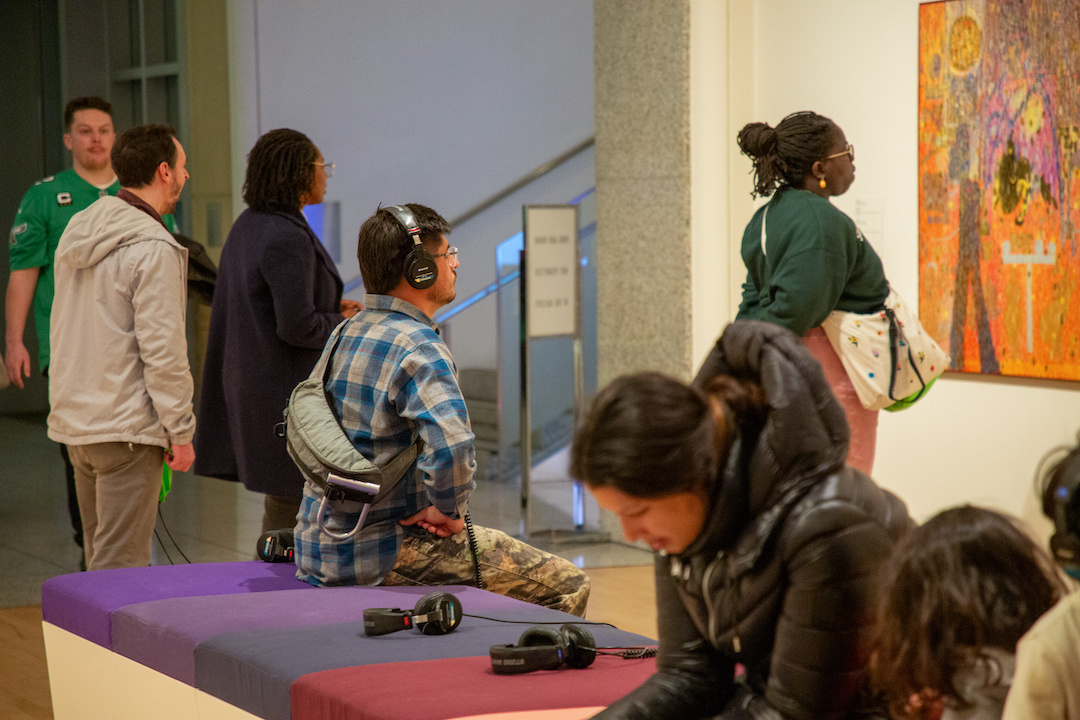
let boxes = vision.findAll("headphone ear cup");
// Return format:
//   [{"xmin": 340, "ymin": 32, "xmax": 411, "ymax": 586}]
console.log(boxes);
[
  {"xmin": 413, "ymin": 591, "xmax": 462, "ymax": 635},
  {"xmin": 560, "ymin": 624, "xmax": 596, "ymax": 669},
  {"xmin": 403, "ymin": 247, "xmax": 438, "ymax": 289},
  {"xmin": 518, "ymin": 625, "xmax": 564, "ymax": 649},
  {"xmin": 513, "ymin": 625, "xmax": 566, "ymax": 671}
]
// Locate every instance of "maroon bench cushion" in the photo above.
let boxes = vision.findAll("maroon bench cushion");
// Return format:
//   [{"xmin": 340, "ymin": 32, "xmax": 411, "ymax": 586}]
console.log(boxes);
[{"xmin": 291, "ymin": 654, "xmax": 657, "ymax": 719}]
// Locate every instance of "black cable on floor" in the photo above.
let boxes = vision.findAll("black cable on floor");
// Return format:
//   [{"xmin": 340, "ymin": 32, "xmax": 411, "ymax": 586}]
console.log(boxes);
[{"xmin": 155, "ymin": 504, "xmax": 192, "ymax": 564}]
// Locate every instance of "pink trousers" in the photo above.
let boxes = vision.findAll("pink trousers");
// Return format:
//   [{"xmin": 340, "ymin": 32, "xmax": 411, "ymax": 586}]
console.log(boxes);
[{"xmin": 802, "ymin": 327, "xmax": 878, "ymax": 476}]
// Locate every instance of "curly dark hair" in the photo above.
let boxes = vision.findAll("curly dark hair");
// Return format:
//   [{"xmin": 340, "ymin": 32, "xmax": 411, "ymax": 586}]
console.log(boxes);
[
  {"xmin": 569, "ymin": 372, "xmax": 767, "ymax": 498},
  {"xmin": 356, "ymin": 203, "xmax": 451, "ymax": 294},
  {"xmin": 872, "ymin": 505, "xmax": 1068, "ymax": 717},
  {"xmin": 737, "ymin": 111, "xmax": 838, "ymax": 198},
  {"xmin": 242, "ymin": 128, "xmax": 318, "ymax": 213}
]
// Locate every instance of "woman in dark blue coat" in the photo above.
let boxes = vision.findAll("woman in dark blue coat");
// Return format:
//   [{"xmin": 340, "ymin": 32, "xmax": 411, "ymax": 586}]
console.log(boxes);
[{"xmin": 195, "ymin": 129, "xmax": 361, "ymax": 538}]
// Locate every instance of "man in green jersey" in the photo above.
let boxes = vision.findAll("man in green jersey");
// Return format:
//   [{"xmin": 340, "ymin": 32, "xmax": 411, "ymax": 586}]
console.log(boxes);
[{"xmin": 6, "ymin": 97, "xmax": 119, "ymax": 556}]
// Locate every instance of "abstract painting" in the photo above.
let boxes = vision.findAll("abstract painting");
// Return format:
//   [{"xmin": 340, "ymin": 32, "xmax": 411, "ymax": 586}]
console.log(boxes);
[{"xmin": 918, "ymin": 0, "xmax": 1080, "ymax": 379}]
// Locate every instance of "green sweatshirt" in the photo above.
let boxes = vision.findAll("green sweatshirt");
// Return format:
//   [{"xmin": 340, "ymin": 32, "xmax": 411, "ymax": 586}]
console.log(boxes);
[{"xmin": 736, "ymin": 187, "xmax": 888, "ymax": 336}]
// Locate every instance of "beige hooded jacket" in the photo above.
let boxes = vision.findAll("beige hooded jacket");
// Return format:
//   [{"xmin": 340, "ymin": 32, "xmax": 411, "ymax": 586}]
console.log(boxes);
[{"xmin": 47, "ymin": 195, "xmax": 195, "ymax": 449}]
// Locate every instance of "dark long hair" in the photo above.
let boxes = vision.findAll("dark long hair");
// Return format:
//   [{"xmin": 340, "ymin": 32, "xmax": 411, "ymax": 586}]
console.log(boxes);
[
  {"xmin": 242, "ymin": 128, "xmax": 318, "ymax": 213},
  {"xmin": 873, "ymin": 505, "xmax": 1068, "ymax": 716},
  {"xmin": 737, "ymin": 111, "xmax": 837, "ymax": 198},
  {"xmin": 569, "ymin": 371, "xmax": 767, "ymax": 498}
]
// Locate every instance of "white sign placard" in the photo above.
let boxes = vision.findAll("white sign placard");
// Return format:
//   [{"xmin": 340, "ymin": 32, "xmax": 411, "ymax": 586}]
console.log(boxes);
[{"xmin": 524, "ymin": 205, "xmax": 578, "ymax": 337}]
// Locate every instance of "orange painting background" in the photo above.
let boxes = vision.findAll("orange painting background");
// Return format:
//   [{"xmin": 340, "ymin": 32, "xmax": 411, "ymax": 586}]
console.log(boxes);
[{"xmin": 919, "ymin": 0, "xmax": 1080, "ymax": 379}]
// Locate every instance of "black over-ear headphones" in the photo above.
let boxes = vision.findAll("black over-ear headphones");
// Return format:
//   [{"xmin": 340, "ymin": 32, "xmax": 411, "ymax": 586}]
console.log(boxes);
[
  {"xmin": 386, "ymin": 204, "xmax": 438, "ymax": 290},
  {"xmin": 363, "ymin": 591, "xmax": 463, "ymax": 636},
  {"xmin": 489, "ymin": 624, "xmax": 597, "ymax": 675},
  {"xmin": 1039, "ymin": 439, "xmax": 1080, "ymax": 578}
]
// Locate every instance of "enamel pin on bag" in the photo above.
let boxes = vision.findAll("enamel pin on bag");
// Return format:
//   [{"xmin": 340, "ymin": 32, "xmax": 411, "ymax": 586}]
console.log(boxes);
[
  {"xmin": 820, "ymin": 287, "xmax": 950, "ymax": 411},
  {"xmin": 758, "ymin": 204, "xmax": 949, "ymax": 412}
]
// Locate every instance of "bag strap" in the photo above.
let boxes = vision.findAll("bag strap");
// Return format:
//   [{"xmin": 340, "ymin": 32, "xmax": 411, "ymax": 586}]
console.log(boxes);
[
  {"xmin": 315, "ymin": 321, "xmax": 348, "ymax": 388},
  {"xmin": 759, "ymin": 204, "xmax": 769, "ymax": 256},
  {"xmin": 886, "ymin": 305, "xmax": 927, "ymax": 401}
]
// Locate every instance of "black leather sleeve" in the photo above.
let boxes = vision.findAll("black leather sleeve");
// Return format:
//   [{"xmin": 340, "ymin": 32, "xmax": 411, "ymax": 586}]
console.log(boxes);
[
  {"xmin": 763, "ymin": 477, "xmax": 911, "ymax": 720},
  {"xmin": 593, "ymin": 557, "xmax": 736, "ymax": 720}
]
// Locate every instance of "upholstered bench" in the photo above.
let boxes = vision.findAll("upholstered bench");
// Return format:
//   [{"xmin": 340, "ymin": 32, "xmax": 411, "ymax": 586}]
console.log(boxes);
[
  {"xmin": 42, "ymin": 561, "xmax": 315, "ymax": 720},
  {"xmin": 42, "ymin": 562, "xmax": 656, "ymax": 720}
]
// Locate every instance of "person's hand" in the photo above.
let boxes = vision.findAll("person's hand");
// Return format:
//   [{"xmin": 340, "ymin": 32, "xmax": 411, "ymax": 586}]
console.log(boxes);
[
  {"xmin": 399, "ymin": 506, "xmax": 464, "ymax": 537},
  {"xmin": 340, "ymin": 299, "xmax": 363, "ymax": 318},
  {"xmin": 905, "ymin": 690, "xmax": 944, "ymax": 720},
  {"xmin": 165, "ymin": 442, "xmax": 195, "ymax": 472},
  {"xmin": 5, "ymin": 342, "xmax": 31, "ymax": 389}
]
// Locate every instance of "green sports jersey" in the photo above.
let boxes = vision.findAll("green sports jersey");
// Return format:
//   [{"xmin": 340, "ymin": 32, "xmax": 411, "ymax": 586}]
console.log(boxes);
[{"xmin": 8, "ymin": 168, "xmax": 176, "ymax": 370}]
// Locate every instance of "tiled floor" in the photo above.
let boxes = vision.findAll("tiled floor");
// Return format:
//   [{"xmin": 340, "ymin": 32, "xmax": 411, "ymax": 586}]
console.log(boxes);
[{"xmin": 0, "ymin": 413, "xmax": 649, "ymax": 609}]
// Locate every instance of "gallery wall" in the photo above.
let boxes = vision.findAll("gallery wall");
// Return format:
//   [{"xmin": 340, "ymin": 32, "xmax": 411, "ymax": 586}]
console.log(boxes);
[{"xmin": 225, "ymin": 0, "xmax": 595, "ymax": 370}]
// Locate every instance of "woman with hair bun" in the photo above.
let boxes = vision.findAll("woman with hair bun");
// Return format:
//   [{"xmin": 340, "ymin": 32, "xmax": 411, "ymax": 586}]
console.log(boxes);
[
  {"xmin": 570, "ymin": 320, "xmax": 912, "ymax": 719},
  {"xmin": 736, "ymin": 111, "xmax": 887, "ymax": 474}
]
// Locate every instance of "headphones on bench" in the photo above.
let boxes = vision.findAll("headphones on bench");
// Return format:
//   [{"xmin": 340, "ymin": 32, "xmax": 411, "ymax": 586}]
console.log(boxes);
[
  {"xmin": 385, "ymin": 204, "xmax": 438, "ymax": 290},
  {"xmin": 489, "ymin": 623, "xmax": 597, "ymax": 675},
  {"xmin": 363, "ymin": 591, "xmax": 657, "ymax": 672},
  {"xmin": 363, "ymin": 591, "xmax": 463, "ymax": 636}
]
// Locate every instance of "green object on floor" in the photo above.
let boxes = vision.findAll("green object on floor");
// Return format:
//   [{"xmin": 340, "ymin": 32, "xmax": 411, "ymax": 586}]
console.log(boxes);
[{"xmin": 159, "ymin": 464, "xmax": 172, "ymax": 503}]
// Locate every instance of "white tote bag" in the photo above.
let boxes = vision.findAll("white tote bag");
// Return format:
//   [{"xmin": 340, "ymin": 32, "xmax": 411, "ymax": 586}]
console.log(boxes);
[{"xmin": 821, "ymin": 287, "xmax": 950, "ymax": 411}]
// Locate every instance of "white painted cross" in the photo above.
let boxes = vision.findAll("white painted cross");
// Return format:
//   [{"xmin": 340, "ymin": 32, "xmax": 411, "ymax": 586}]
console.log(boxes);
[{"xmin": 1001, "ymin": 239, "xmax": 1056, "ymax": 353}]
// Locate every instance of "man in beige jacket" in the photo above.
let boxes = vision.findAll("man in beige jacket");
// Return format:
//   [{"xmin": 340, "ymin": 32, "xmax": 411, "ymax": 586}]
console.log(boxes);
[{"xmin": 48, "ymin": 124, "xmax": 194, "ymax": 571}]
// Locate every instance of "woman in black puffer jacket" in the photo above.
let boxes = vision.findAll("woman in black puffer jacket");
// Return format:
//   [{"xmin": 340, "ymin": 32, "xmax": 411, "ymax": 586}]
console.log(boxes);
[{"xmin": 570, "ymin": 320, "xmax": 913, "ymax": 720}]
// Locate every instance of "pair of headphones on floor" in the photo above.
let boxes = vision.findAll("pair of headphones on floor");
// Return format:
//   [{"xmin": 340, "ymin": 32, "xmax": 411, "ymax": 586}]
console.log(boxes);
[
  {"xmin": 363, "ymin": 591, "xmax": 657, "ymax": 674},
  {"xmin": 385, "ymin": 204, "xmax": 438, "ymax": 290}
]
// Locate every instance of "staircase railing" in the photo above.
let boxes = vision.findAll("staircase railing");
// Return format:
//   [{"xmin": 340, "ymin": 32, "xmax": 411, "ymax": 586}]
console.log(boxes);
[{"xmin": 342, "ymin": 137, "xmax": 595, "ymax": 295}]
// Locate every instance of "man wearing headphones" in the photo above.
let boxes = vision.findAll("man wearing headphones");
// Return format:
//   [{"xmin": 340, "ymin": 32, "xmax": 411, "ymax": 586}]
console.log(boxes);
[{"xmin": 292, "ymin": 203, "xmax": 589, "ymax": 616}]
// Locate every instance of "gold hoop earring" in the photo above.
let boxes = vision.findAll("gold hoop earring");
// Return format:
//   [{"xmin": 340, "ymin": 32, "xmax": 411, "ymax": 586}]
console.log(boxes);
[{"xmin": 819, "ymin": 178, "xmax": 827, "ymax": 189}]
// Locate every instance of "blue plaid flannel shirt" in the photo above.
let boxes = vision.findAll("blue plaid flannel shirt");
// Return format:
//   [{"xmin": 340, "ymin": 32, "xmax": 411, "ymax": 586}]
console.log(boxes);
[{"xmin": 294, "ymin": 294, "xmax": 477, "ymax": 586}]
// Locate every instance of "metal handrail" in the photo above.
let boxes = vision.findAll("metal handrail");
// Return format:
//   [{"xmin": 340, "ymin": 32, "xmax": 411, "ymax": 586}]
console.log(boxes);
[
  {"xmin": 448, "ymin": 137, "xmax": 595, "ymax": 228},
  {"xmin": 343, "ymin": 137, "xmax": 595, "ymax": 294}
]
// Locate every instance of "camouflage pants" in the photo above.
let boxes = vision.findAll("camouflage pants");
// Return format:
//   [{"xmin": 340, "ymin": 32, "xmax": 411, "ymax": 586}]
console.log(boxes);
[{"xmin": 382, "ymin": 523, "xmax": 590, "ymax": 617}]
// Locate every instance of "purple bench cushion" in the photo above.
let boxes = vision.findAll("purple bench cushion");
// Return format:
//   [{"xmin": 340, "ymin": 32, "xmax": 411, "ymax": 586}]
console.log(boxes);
[
  {"xmin": 112, "ymin": 585, "xmax": 502, "ymax": 685},
  {"xmin": 41, "ymin": 561, "xmax": 309, "ymax": 649},
  {"xmin": 193, "ymin": 591, "xmax": 656, "ymax": 720}
]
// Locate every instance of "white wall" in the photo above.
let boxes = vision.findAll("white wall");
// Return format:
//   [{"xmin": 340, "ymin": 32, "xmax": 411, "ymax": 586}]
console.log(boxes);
[
  {"xmin": 226, "ymin": 0, "xmax": 595, "ymax": 368},
  {"xmin": 704, "ymin": 0, "xmax": 1080, "ymax": 533}
]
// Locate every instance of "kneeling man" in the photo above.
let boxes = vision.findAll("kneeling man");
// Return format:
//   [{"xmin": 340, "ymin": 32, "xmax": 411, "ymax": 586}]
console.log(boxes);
[{"xmin": 293, "ymin": 203, "xmax": 589, "ymax": 616}]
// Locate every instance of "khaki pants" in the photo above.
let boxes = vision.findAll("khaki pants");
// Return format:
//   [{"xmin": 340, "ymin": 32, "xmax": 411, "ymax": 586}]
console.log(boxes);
[
  {"xmin": 262, "ymin": 493, "xmax": 302, "ymax": 535},
  {"xmin": 68, "ymin": 442, "xmax": 163, "ymax": 571},
  {"xmin": 382, "ymin": 523, "xmax": 591, "ymax": 617}
]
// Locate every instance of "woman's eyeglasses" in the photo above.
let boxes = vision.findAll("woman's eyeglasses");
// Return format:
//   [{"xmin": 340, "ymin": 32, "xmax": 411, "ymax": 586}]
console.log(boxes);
[
  {"xmin": 825, "ymin": 144, "xmax": 854, "ymax": 162},
  {"xmin": 313, "ymin": 161, "xmax": 335, "ymax": 178}
]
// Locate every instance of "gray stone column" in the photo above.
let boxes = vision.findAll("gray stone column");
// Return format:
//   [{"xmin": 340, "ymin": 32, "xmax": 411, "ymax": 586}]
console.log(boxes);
[
  {"xmin": 594, "ymin": 0, "xmax": 693, "ymax": 386},
  {"xmin": 593, "ymin": 0, "xmax": 692, "ymax": 543}
]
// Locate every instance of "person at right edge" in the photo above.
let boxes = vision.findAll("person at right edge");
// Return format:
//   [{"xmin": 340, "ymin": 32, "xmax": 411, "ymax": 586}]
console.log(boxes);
[
  {"xmin": 735, "ymin": 111, "xmax": 888, "ymax": 475},
  {"xmin": 292, "ymin": 203, "xmax": 589, "ymax": 616},
  {"xmin": 570, "ymin": 320, "xmax": 912, "ymax": 719}
]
